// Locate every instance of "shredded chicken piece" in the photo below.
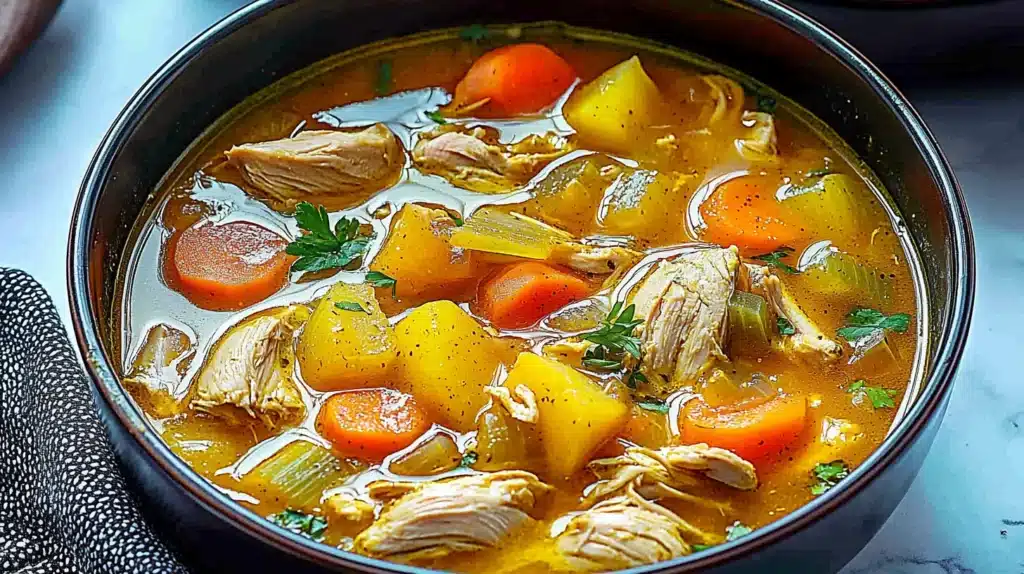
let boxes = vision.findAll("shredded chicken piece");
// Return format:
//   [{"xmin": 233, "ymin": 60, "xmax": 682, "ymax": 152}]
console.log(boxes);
[
  {"xmin": 584, "ymin": 444, "xmax": 758, "ymax": 509},
  {"xmin": 224, "ymin": 124, "xmax": 404, "ymax": 211},
  {"xmin": 555, "ymin": 492, "xmax": 705, "ymax": 571},
  {"xmin": 123, "ymin": 323, "xmax": 194, "ymax": 417},
  {"xmin": 353, "ymin": 471, "xmax": 552, "ymax": 561},
  {"xmin": 324, "ymin": 491, "xmax": 376, "ymax": 526},
  {"xmin": 550, "ymin": 243, "xmax": 643, "ymax": 275},
  {"xmin": 485, "ymin": 384, "xmax": 539, "ymax": 423},
  {"xmin": 736, "ymin": 110, "xmax": 778, "ymax": 163},
  {"xmin": 191, "ymin": 306, "xmax": 308, "ymax": 427},
  {"xmin": 702, "ymin": 75, "xmax": 745, "ymax": 125},
  {"xmin": 541, "ymin": 339, "xmax": 594, "ymax": 369},
  {"xmin": 632, "ymin": 247, "xmax": 739, "ymax": 394},
  {"xmin": 744, "ymin": 264, "xmax": 843, "ymax": 361},
  {"xmin": 412, "ymin": 127, "xmax": 570, "ymax": 193}
]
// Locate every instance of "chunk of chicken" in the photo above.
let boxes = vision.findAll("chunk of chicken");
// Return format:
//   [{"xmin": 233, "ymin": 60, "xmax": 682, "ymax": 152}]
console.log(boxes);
[
  {"xmin": 485, "ymin": 385, "xmax": 539, "ymax": 423},
  {"xmin": 412, "ymin": 127, "xmax": 570, "ymax": 193},
  {"xmin": 743, "ymin": 263, "xmax": 843, "ymax": 362},
  {"xmin": 584, "ymin": 444, "xmax": 758, "ymax": 508},
  {"xmin": 702, "ymin": 75, "xmax": 745, "ymax": 125},
  {"xmin": 550, "ymin": 243, "xmax": 643, "ymax": 275},
  {"xmin": 123, "ymin": 323, "xmax": 195, "ymax": 417},
  {"xmin": 735, "ymin": 110, "xmax": 778, "ymax": 163},
  {"xmin": 224, "ymin": 124, "xmax": 404, "ymax": 211},
  {"xmin": 353, "ymin": 471, "xmax": 552, "ymax": 561},
  {"xmin": 324, "ymin": 491, "xmax": 376, "ymax": 529},
  {"xmin": 191, "ymin": 305, "xmax": 309, "ymax": 427},
  {"xmin": 555, "ymin": 495, "xmax": 697, "ymax": 571},
  {"xmin": 632, "ymin": 247, "xmax": 739, "ymax": 394}
]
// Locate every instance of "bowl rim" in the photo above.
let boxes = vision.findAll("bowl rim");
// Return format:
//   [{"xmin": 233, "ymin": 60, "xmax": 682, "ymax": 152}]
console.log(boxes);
[{"xmin": 67, "ymin": 0, "xmax": 975, "ymax": 571}]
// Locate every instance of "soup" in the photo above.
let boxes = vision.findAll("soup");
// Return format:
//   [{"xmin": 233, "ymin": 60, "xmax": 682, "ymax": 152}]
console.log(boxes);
[{"xmin": 116, "ymin": 23, "xmax": 922, "ymax": 573}]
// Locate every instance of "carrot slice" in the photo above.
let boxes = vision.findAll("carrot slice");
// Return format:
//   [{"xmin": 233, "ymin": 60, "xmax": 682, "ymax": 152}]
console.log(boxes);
[
  {"xmin": 317, "ymin": 389, "xmax": 432, "ymax": 461},
  {"xmin": 166, "ymin": 220, "xmax": 291, "ymax": 311},
  {"xmin": 453, "ymin": 44, "xmax": 576, "ymax": 116},
  {"xmin": 681, "ymin": 394, "xmax": 808, "ymax": 462},
  {"xmin": 699, "ymin": 176, "xmax": 803, "ymax": 255},
  {"xmin": 474, "ymin": 261, "xmax": 591, "ymax": 329}
]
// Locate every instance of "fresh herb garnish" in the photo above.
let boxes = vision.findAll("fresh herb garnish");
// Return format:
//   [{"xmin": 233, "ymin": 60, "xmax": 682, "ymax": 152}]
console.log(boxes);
[
  {"xmin": 269, "ymin": 509, "xmax": 328, "ymax": 542},
  {"xmin": 777, "ymin": 317, "xmax": 796, "ymax": 336},
  {"xmin": 847, "ymin": 380, "xmax": 897, "ymax": 409},
  {"xmin": 626, "ymin": 368, "xmax": 648, "ymax": 390},
  {"xmin": 636, "ymin": 398, "xmax": 669, "ymax": 414},
  {"xmin": 836, "ymin": 307, "xmax": 910, "ymax": 343},
  {"xmin": 582, "ymin": 301, "xmax": 643, "ymax": 360},
  {"xmin": 450, "ymin": 213, "xmax": 464, "ymax": 226},
  {"xmin": 459, "ymin": 450, "xmax": 478, "ymax": 468},
  {"xmin": 375, "ymin": 59, "xmax": 393, "ymax": 96},
  {"xmin": 756, "ymin": 93, "xmax": 777, "ymax": 115},
  {"xmin": 335, "ymin": 300, "xmax": 368, "ymax": 314},
  {"xmin": 366, "ymin": 270, "xmax": 397, "ymax": 298},
  {"xmin": 425, "ymin": 110, "xmax": 448, "ymax": 124},
  {"xmin": 691, "ymin": 544, "xmax": 713, "ymax": 552},
  {"xmin": 725, "ymin": 521, "xmax": 754, "ymax": 542},
  {"xmin": 286, "ymin": 202, "xmax": 373, "ymax": 274},
  {"xmin": 810, "ymin": 460, "xmax": 850, "ymax": 495},
  {"xmin": 752, "ymin": 246, "xmax": 797, "ymax": 274},
  {"xmin": 459, "ymin": 24, "xmax": 490, "ymax": 43}
]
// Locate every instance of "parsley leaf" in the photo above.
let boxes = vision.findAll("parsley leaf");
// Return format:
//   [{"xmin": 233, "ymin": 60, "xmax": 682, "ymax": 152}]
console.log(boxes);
[
  {"xmin": 459, "ymin": 450, "xmax": 478, "ymax": 468},
  {"xmin": 725, "ymin": 521, "xmax": 754, "ymax": 541},
  {"xmin": 459, "ymin": 24, "xmax": 490, "ymax": 43},
  {"xmin": 810, "ymin": 460, "xmax": 849, "ymax": 495},
  {"xmin": 375, "ymin": 59, "xmax": 393, "ymax": 96},
  {"xmin": 756, "ymin": 93, "xmax": 777, "ymax": 114},
  {"xmin": 425, "ymin": 110, "xmax": 447, "ymax": 124},
  {"xmin": 366, "ymin": 271, "xmax": 397, "ymax": 298},
  {"xmin": 777, "ymin": 317, "xmax": 796, "ymax": 336},
  {"xmin": 836, "ymin": 307, "xmax": 910, "ymax": 343},
  {"xmin": 752, "ymin": 246, "xmax": 797, "ymax": 274},
  {"xmin": 626, "ymin": 368, "xmax": 648, "ymax": 390},
  {"xmin": 691, "ymin": 543, "xmax": 713, "ymax": 552},
  {"xmin": 582, "ymin": 301, "xmax": 644, "ymax": 360},
  {"xmin": 286, "ymin": 202, "xmax": 373, "ymax": 274},
  {"xmin": 636, "ymin": 398, "xmax": 669, "ymax": 414},
  {"xmin": 450, "ymin": 213, "xmax": 464, "ymax": 226},
  {"xmin": 847, "ymin": 380, "xmax": 897, "ymax": 409},
  {"xmin": 335, "ymin": 301, "xmax": 368, "ymax": 313},
  {"xmin": 269, "ymin": 509, "xmax": 328, "ymax": 542}
]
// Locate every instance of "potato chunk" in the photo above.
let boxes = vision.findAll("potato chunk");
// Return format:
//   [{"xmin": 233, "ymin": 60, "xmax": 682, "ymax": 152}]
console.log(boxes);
[
  {"xmin": 393, "ymin": 300, "xmax": 505, "ymax": 431},
  {"xmin": 370, "ymin": 204, "xmax": 476, "ymax": 298},
  {"xmin": 297, "ymin": 282, "xmax": 398, "ymax": 391},
  {"xmin": 502, "ymin": 353, "xmax": 629, "ymax": 478},
  {"xmin": 564, "ymin": 56, "xmax": 663, "ymax": 154}
]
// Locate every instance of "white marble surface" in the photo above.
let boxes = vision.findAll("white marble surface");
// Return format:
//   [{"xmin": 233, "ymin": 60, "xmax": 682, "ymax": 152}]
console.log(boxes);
[{"xmin": 0, "ymin": 1, "xmax": 1021, "ymax": 572}]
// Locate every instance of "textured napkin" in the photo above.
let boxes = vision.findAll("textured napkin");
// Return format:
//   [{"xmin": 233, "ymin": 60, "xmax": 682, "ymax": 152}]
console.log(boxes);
[{"xmin": 0, "ymin": 269, "xmax": 186, "ymax": 574}]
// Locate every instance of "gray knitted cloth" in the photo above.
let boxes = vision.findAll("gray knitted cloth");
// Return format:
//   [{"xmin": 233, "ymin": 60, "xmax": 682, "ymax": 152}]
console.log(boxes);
[{"xmin": 0, "ymin": 269, "xmax": 185, "ymax": 574}]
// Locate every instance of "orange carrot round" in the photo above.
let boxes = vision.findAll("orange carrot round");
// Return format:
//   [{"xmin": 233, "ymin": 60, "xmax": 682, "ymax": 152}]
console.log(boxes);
[
  {"xmin": 454, "ymin": 44, "xmax": 576, "ymax": 116},
  {"xmin": 474, "ymin": 261, "xmax": 591, "ymax": 329},
  {"xmin": 681, "ymin": 394, "xmax": 808, "ymax": 462},
  {"xmin": 166, "ymin": 220, "xmax": 291, "ymax": 311},
  {"xmin": 317, "ymin": 389, "xmax": 432, "ymax": 461},
  {"xmin": 699, "ymin": 176, "xmax": 803, "ymax": 255}
]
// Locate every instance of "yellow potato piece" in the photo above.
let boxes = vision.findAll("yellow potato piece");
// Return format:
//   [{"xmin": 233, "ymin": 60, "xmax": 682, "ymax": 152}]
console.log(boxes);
[
  {"xmin": 297, "ymin": 282, "xmax": 397, "ymax": 391},
  {"xmin": 502, "ymin": 352, "xmax": 629, "ymax": 479},
  {"xmin": 370, "ymin": 204, "xmax": 476, "ymax": 297},
  {"xmin": 564, "ymin": 56, "xmax": 663, "ymax": 154},
  {"xmin": 393, "ymin": 300, "xmax": 504, "ymax": 431}
]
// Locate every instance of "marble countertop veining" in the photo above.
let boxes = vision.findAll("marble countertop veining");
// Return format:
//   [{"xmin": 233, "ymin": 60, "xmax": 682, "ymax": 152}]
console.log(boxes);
[{"xmin": 0, "ymin": 1, "xmax": 1021, "ymax": 572}]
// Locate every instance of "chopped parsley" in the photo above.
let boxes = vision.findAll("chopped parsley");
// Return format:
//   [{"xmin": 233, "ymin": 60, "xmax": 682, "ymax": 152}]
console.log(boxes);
[
  {"xmin": 375, "ymin": 59, "xmax": 393, "ymax": 96},
  {"xmin": 450, "ymin": 213, "xmax": 464, "ymax": 226},
  {"xmin": 691, "ymin": 544, "xmax": 713, "ymax": 552},
  {"xmin": 836, "ymin": 307, "xmax": 910, "ymax": 343},
  {"xmin": 810, "ymin": 460, "xmax": 850, "ymax": 495},
  {"xmin": 752, "ymin": 246, "xmax": 797, "ymax": 274},
  {"xmin": 777, "ymin": 317, "xmax": 796, "ymax": 336},
  {"xmin": 286, "ymin": 202, "xmax": 373, "ymax": 274},
  {"xmin": 425, "ymin": 110, "xmax": 448, "ymax": 124},
  {"xmin": 847, "ymin": 380, "xmax": 897, "ymax": 409},
  {"xmin": 635, "ymin": 398, "xmax": 669, "ymax": 414},
  {"xmin": 268, "ymin": 509, "xmax": 328, "ymax": 542},
  {"xmin": 459, "ymin": 24, "xmax": 490, "ymax": 43},
  {"xmin": 725, "ymin": 521, "xmax": 754, "ymax": 541},
  {"xmin": 335, "ymin": 301, "xmax": 368, "ymax": 314},
  {"xmin": 756, "ymin": 93, "xmax": 777, "ymax": 115},
  {"xmin": 459, "ymin": 450, "xmax": 478, "ymax": 468},
  {"xmin": 626, "ymin": 368, "xmax": 648, "ymax": 390},
  {"xmin": 366, "ymin": 270, "xmax": 397, "ymax": 298}
]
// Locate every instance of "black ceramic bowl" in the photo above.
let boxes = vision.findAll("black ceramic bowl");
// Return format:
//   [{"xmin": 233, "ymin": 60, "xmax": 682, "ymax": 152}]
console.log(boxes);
[{"xmin": 67, "ymin": 1, "xmax": 974, "ymax": 572}]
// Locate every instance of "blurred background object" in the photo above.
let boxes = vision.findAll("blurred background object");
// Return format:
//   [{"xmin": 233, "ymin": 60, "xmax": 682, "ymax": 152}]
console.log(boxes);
[{"xmin": 0, "ymin": 0, "xmax": 61, "ymax": 76}]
